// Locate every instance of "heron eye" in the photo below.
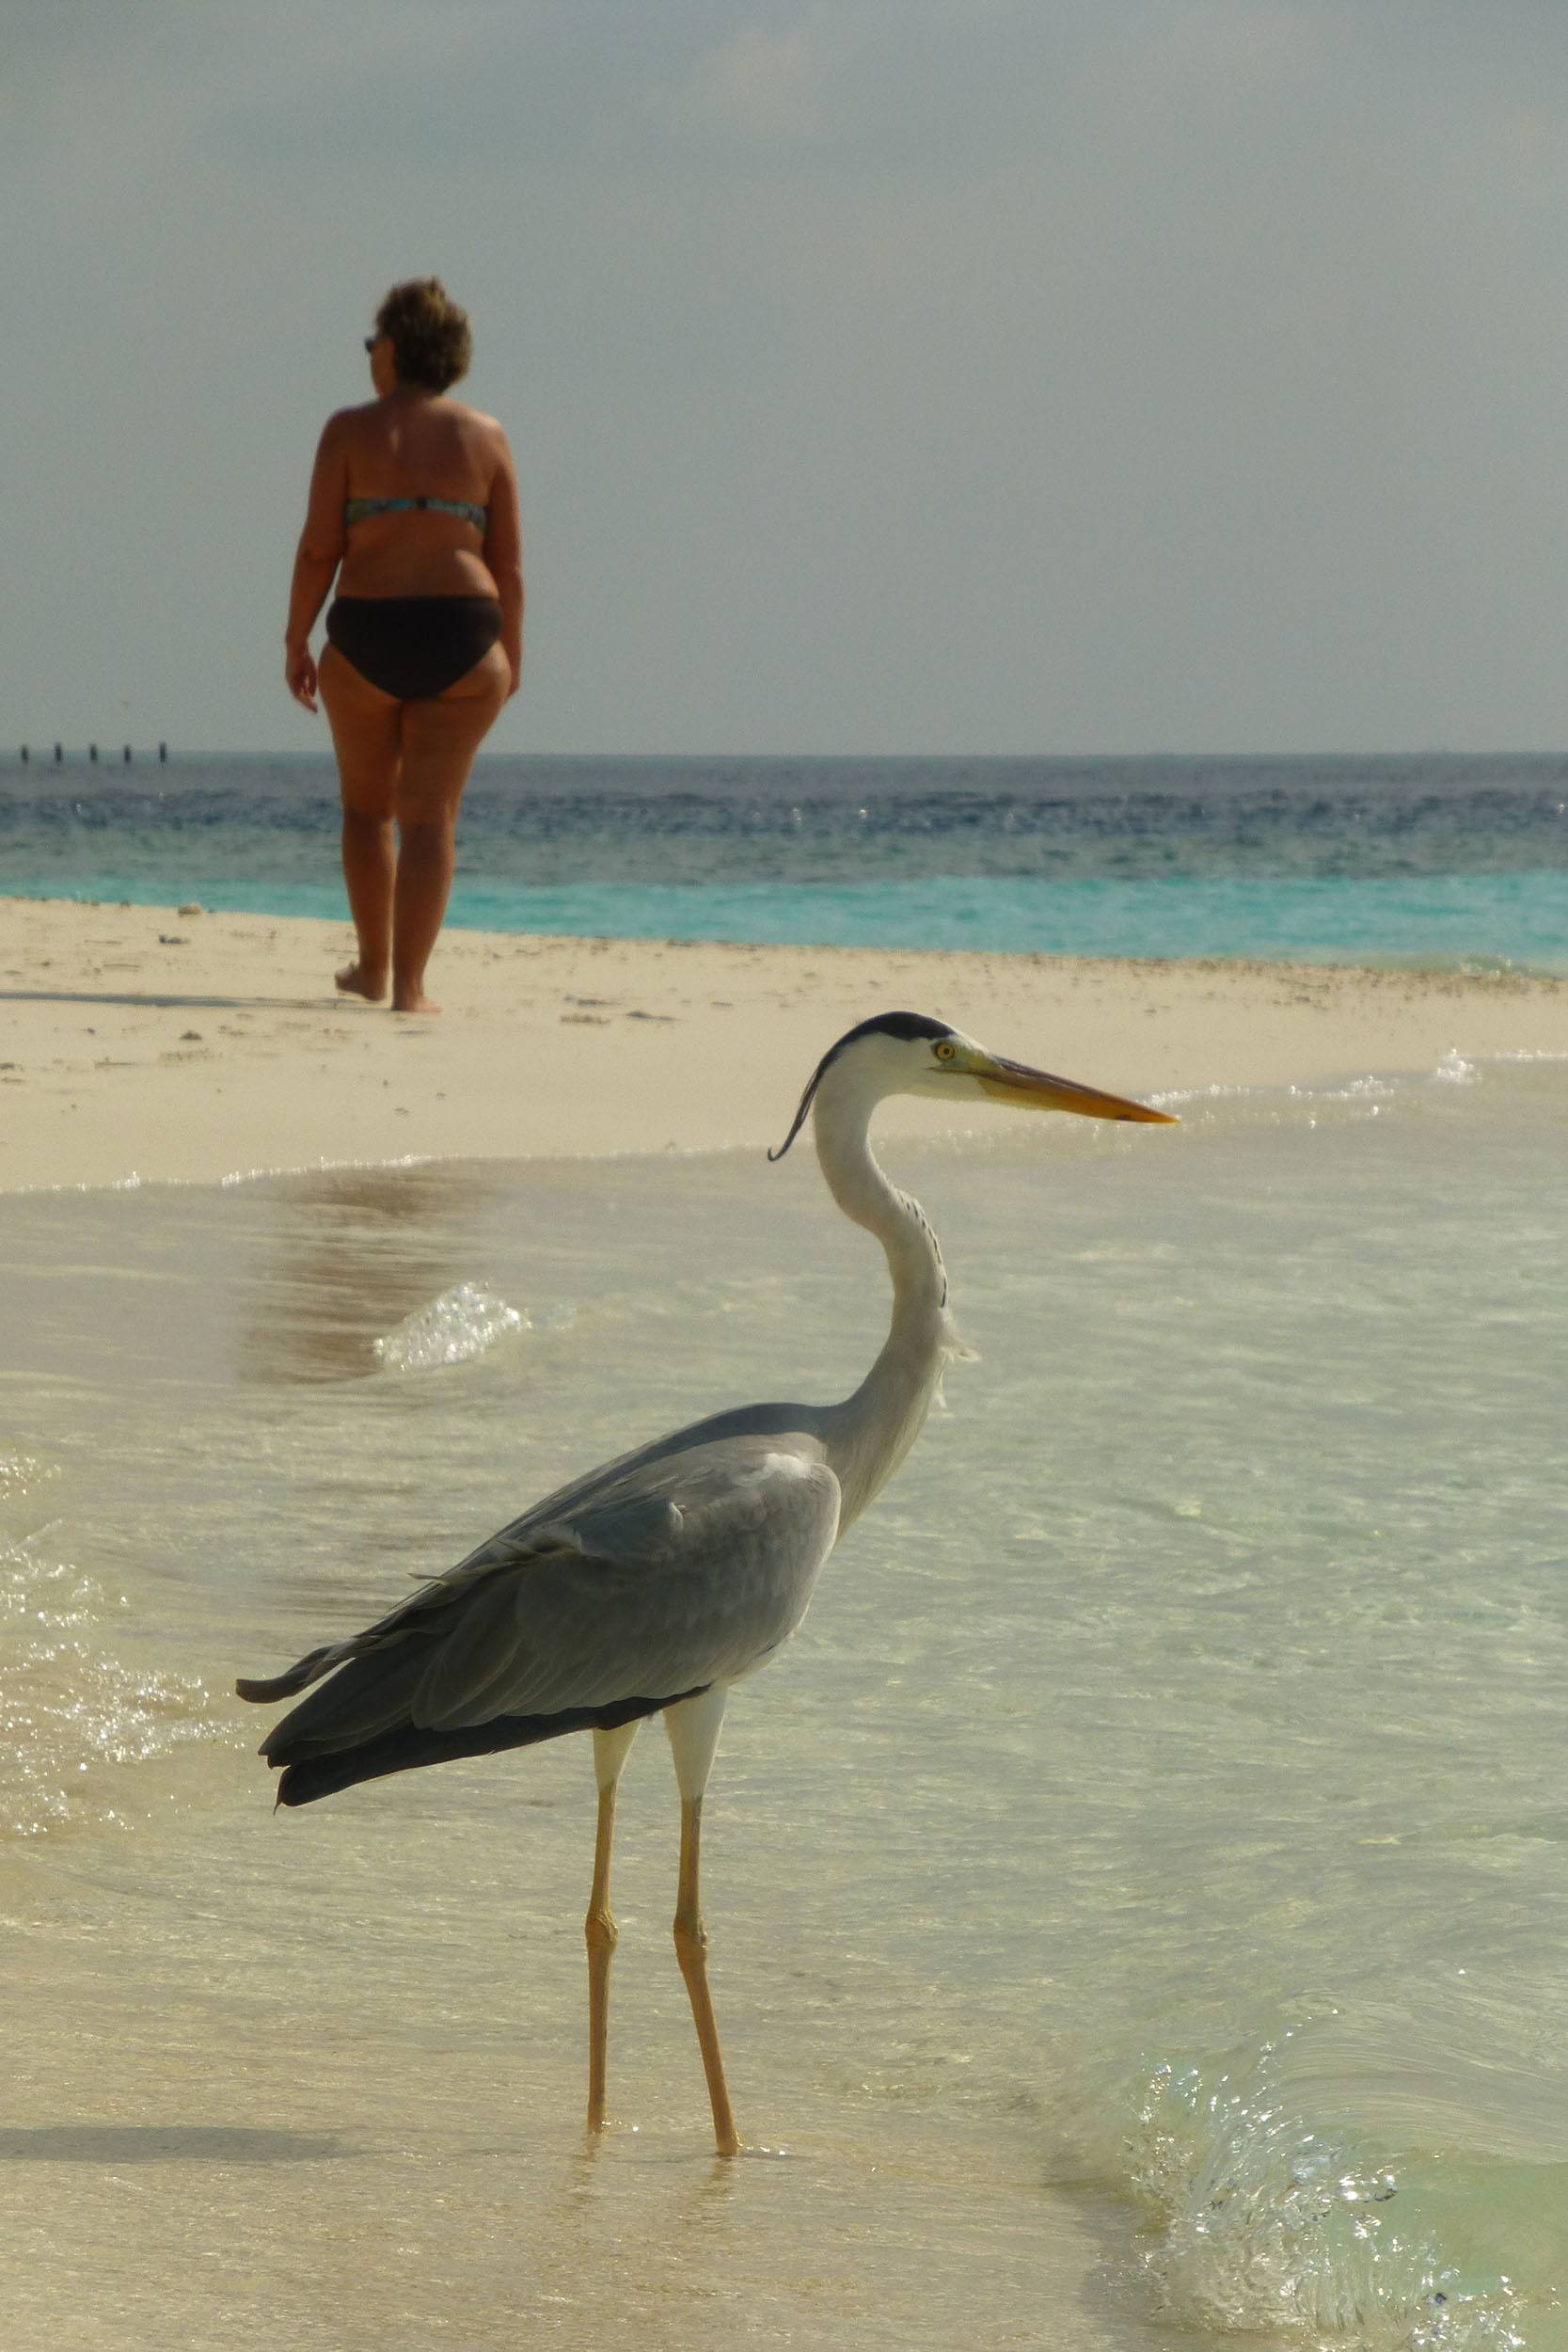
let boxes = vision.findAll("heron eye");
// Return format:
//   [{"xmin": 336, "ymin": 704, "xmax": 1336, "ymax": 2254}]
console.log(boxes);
[{"xmin": 934, "ymin": 1041, "xmax": 957, "ymax": 1061}]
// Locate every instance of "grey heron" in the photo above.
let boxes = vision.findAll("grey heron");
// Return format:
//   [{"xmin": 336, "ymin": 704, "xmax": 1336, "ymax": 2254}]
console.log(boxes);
[{"xmin": 237, "ymin": 1010, "xmax": 1174, "ymax": 2154}]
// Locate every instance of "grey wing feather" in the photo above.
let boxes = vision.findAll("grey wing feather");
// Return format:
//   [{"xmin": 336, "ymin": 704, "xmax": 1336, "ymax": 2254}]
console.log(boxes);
[
  {"xmin": 415, "ymin": 1442, "xmax": 838, "ymax": 1726},
  {"xmin": 242, "ymin": 1433, "xmax": 841, "ymax": 1752}
]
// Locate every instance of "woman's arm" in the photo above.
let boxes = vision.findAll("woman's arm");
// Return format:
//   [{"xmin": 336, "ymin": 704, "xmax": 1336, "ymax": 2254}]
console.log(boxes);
[
  {"xmin": 284, "ymin": 416, "xmax": 351, "ymax": 711},
  {"xmin": 483, "ymin": 433, "xmax": 525, "ymax": 697}
]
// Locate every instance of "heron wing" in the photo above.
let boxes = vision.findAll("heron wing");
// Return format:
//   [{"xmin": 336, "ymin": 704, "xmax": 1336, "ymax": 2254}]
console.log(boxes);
[
  {"xmin": 438, "ymin": 1395, "xmax": 827, "ymax": 1581},
  {"xmin": 414, "ymin": 1438, "xmax": 839, "ymax": 1725},
  {"xmin": 244, "ymin": 1433, "xmax": 840, "ymax": 1758}
]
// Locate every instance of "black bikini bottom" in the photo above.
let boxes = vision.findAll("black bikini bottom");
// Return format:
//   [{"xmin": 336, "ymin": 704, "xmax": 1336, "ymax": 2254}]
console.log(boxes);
[{"xmin": 325, "ymin": 596, "xmax": 502, "ymax": 701}]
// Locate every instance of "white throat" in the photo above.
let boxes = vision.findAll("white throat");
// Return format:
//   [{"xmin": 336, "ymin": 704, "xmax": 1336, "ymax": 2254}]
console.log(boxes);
[{"xmin": 810, "ymin": 1076, "xmax": 963, "ymax": 1528}]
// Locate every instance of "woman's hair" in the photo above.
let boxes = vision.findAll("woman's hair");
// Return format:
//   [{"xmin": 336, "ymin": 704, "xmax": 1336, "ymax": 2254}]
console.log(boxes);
[{"xmin": 374, "ymin": 278, "xmax": 473, "ymax": 392}]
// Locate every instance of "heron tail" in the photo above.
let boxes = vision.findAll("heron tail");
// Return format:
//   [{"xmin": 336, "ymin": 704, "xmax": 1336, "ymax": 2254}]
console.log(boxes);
[
  {"xmin": 271, "ymin": 1687, "xmax": 707, "ymax": 1808},
  {"xmin": 236, "ymin": 1645, "xmax": 346, "ymax": 1705}
]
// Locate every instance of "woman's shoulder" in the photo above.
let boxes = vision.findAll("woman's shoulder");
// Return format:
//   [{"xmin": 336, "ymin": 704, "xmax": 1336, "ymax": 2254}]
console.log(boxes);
[
  {"xmin": 442, "ymin": 398, "xmax": 510, "ymax": 444},
  {"xmin": 331, "ymin": 398, "xmax": 388, "ymax": 425},
  {"xmin": 318, "ymin": 401, "xmax": 382, "ymax": 447}
]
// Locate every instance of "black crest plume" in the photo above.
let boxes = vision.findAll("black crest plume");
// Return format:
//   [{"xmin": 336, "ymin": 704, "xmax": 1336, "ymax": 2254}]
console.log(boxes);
[{"xmin": 768, "ymin": 1012, "xmax": 957, "ymax": 1162}]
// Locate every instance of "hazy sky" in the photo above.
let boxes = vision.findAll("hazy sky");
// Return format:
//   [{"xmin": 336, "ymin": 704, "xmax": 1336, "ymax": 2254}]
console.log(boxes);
[{"xmin": 6, "ymin": 0, "xmax": 1568, "ymax": 754}]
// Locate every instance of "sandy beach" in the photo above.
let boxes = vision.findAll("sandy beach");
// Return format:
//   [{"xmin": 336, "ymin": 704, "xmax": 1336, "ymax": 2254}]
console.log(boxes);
[{"xmin": 3, "ymin": 895, "xmax": 1564, "ymax": 1192}]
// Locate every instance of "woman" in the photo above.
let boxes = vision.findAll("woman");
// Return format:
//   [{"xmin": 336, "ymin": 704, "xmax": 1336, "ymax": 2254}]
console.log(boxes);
[{"xmin": 285, "ymin": 279, "xmax": 523, "ymax": 1014}]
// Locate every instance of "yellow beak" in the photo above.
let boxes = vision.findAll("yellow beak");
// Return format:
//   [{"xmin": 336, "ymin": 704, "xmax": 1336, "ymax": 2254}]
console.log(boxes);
[{"xmin": 975, "ymin": 1055, "xmax": 1177, "ymax": 1123}]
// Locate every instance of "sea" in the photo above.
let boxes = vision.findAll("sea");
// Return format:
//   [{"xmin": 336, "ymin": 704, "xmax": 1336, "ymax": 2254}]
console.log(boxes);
[
  {"xmin": 3, "ymin": 754, "xmax": 1567, "ymax": 2352},
  {"xmin": 1, "ymin": 749, "xmax": 1566, "ymax": 968}
]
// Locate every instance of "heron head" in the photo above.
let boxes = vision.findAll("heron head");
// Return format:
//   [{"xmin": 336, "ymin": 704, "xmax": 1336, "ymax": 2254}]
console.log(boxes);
[{"xmin": 768, "ymin": 1011, "xmax": 1176, "ymax": 1159}]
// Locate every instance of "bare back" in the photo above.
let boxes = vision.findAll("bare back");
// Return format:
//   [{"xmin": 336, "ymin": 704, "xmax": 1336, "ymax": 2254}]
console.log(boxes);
[{"xmin": 303, "ymin": 393, "xmax": 520, "ymax": 601}]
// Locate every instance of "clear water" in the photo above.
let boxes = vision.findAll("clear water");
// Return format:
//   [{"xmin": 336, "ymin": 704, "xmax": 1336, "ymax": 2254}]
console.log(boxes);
[
  {"xmin": 4, "ymin": 751, "xmax": 1567, "ymax": 968},
  {"xmin": 5, "ymin": 1060, "xmax": 1567, "ymax": 2349}
]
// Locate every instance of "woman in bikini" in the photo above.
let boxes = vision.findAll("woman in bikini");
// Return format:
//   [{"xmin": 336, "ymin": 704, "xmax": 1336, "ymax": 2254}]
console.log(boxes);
[{"xmin": 284, "ymin": 278, "xmax": 523, "ymax": 1014}]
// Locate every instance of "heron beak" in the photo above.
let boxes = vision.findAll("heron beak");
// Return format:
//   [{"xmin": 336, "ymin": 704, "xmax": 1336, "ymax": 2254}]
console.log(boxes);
[{"xmin": 975, "ymin": 1055, "xmax": 1177, "ymax": 1123}]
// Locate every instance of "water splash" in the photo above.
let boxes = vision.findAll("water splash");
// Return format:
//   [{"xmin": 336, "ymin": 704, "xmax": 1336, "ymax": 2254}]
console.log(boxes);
[
  {"xmin": 1123, "ymin": 2029, "xmax": 1531, "ymax": 2350},
  {"xmin": 372, "ymin": 1281, "xmax": 528, "ymax": 1373}
]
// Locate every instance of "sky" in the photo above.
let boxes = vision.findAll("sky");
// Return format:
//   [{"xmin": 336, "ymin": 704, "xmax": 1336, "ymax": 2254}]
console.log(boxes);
[{"xmin": 5, "ymin": 0, "xmax": 1568, "ymax": 755}]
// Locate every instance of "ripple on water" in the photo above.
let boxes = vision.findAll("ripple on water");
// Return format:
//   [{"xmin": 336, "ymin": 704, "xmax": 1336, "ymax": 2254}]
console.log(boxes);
[{"xmin": 1, "ymin": 1543, "xmax": 224, "ymax": 1840}]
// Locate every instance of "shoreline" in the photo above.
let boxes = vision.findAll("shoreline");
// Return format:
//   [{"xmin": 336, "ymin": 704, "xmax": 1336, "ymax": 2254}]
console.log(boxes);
[{"xmin": 2, "ymin": 895, "xmax": 1565, "ymax": 1194}]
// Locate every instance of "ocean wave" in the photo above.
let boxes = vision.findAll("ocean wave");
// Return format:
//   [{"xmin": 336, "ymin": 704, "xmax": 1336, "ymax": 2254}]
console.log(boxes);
[
  {"xmin": 1150, "ymin": 1044, "xmax": 1563, "ymax": 1122},
  {"xmin": 1119, "ymin": 2022, "xmax": 1563, "ymax": 2350}
]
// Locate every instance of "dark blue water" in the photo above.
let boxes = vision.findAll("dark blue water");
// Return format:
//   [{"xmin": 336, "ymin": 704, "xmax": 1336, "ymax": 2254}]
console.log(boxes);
[{"xmin": 3, "ymin": 753, "xmax": 1565, "ymax": 965}]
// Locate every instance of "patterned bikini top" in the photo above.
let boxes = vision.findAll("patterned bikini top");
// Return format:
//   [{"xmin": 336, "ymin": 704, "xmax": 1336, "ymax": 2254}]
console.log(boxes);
[{"xmin": 344, "ymin": 495, "xmax": 487, "ymax": 532}]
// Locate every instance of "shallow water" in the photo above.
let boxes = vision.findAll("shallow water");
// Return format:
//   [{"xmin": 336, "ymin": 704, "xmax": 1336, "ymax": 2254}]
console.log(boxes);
[{"xmin": 4, "ymin": 1060, "xmax": 1567, "ymax": 2349}]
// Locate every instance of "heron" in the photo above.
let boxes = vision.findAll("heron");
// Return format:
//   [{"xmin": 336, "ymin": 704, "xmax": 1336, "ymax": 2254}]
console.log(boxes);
[{"xmin": 237, "ymin": 1010, "xmax": 1174, "ymax": 2154}]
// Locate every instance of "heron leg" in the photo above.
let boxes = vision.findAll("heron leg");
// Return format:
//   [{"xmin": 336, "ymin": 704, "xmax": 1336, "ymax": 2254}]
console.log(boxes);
[
  {"xmin": 663, "ymin": 1687, "xmax": 738, "ymax": 2155},
  {"xmin": 584, "ymin": 1780, "xmax": 619, "ymax": 2134},
  {"xmin": 673, "ymin": 1792, "xmax": 739, "ymax": 2158},
  {"xmin": 585, "ymin": 1722, "xmax": 639, "ymax": 2137}
]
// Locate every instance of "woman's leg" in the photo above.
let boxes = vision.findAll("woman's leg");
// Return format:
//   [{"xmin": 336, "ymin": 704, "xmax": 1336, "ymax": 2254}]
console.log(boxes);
[
  {"xmin": 389, "ymin": 644, "xmax": 510, "ymax": 1013},
  {"xmin": 318, "ymin": 644, "xmax": 403, "ymax": 1000}
]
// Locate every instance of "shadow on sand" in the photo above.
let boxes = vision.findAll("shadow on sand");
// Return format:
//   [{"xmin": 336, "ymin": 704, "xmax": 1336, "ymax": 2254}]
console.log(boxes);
[{"xmin": 0, "ymin": 990, "xmax": 334, "ymax": 1013}]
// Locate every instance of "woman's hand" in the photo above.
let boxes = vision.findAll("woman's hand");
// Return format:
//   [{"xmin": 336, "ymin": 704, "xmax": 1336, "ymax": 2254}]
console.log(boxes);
[{"xmin": 285, "ymin": 641, "xmax": 319, "ymax": 712}]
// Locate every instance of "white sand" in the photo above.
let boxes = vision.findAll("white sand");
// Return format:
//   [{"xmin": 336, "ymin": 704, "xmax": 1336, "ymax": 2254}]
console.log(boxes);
[{"xmin": 1, "ymin": 895, "xmax": 1563, "ymax": 1191}]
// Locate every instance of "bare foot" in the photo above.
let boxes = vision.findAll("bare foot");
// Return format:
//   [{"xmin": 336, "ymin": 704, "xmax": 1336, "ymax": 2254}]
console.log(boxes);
[
  {"xmin": 336, "ymin": 961, "xmax": 388, "ymax": 1002},
  {"xmin": 391, "ymin": 988, "xmax": 440, "ymax": 1015}
]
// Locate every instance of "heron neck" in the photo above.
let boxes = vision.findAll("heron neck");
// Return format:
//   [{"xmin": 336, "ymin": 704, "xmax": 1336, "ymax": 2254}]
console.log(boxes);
[{"xmin": 814, "ymin": 1092, "xmax": 952, "ymax": 1529}]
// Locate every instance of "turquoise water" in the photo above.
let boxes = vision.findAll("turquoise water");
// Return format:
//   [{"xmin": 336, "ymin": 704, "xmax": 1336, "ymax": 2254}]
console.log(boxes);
[
  {"xmin": 372, "ymin": 867, "xmax": 1568, "ymax": 966},
  {"xmin": 3, "ymin": 752, "xmax": 1566, "ymax": 968},
  {"xmin": 15, "ymin": 866, "xmax": 1568, "ymax": 967},
  {"xmin": 4, "ymin": 1057, "xmax": 1568, "ymax": 2348}
]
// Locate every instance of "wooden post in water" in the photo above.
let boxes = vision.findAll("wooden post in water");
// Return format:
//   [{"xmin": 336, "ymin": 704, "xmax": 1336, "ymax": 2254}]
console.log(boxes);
[
  {"xmin": 159, "ymin": 741, "xmax": 167, "ymax": 763},
  {"xmin": 19, "ymin": 745, "xmax": 27, "ymax": 764},
  {"xmin": 89, "ymin": 743, "xmax": 98, "ymax": 763},
  {"xmin": 54, "ymin": 743, "xmax": 63, "ymax": 763},
  {"xmin": 122, "ymin": 744, "xmax": 132, "ymax": 764}
]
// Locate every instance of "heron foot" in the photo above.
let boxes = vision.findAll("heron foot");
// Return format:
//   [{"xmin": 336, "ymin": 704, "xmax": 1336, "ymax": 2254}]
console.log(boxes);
[{"xmin": 583, "ymin": 2110, "xmax": 638, "ymax": 2141}]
